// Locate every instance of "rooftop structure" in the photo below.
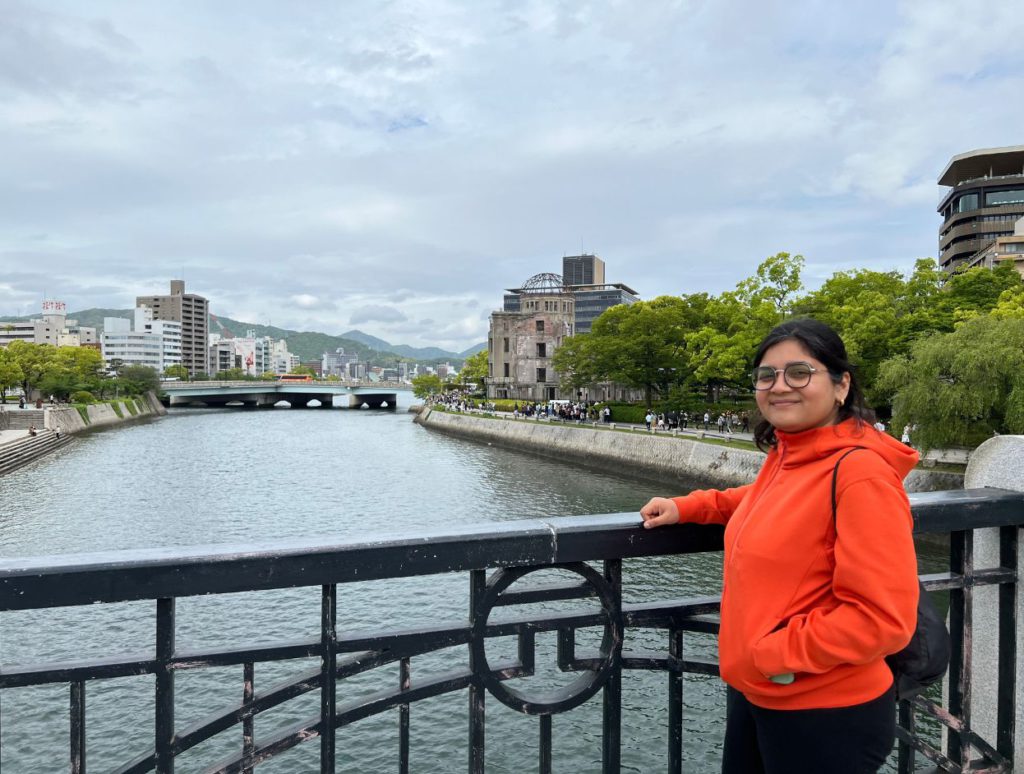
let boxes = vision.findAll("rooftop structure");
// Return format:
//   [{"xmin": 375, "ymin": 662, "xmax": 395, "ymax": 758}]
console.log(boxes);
[{"xmin": 937, "ymin": 145, "xmax": 1024, "ymax": 271}]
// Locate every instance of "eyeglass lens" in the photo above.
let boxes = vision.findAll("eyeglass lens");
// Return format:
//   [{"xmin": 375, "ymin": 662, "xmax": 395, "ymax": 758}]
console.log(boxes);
[{"xmin": 752, "ymin": 363, "xmax": 814, "ymax": 389}]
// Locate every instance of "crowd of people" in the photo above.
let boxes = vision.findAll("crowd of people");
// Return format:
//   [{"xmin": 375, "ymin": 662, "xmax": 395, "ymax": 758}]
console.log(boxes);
[{"xmin": 643, "ymin": 409, "xmax": 752, "ymax": 434}]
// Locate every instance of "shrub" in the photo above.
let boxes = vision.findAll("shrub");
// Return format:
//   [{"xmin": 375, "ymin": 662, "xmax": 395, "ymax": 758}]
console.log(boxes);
[
  {"xmin": 110, "ymin": 402, "xmax": 123, "ymax": 418},
  {"xmin": 125, "ymin": 399, "xmax": 138, "ymax": 416},
  {"xmin": 71, "ymin": 391, "xmax": 95, "ymax": 404}
]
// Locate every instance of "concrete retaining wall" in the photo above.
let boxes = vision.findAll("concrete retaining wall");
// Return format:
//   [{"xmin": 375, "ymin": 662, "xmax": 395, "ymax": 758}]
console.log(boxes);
[
  {"xmin": 46, "ymin": 392, "xmax": 167, "ymax": 435},
  {"xmin": 415, "ymin": 409, "xmax": 963, "ymax": 492}
]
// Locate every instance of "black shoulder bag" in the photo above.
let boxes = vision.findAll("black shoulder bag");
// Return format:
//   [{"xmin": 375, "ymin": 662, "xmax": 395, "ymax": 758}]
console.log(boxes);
[{"xmin": 832, "ymin": 448, "xmax": 951, "ymax": 701}]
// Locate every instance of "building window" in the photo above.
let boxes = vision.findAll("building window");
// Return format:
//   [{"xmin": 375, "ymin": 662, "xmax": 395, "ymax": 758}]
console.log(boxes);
[
  {"xmin": 537, "ymin": 367, "xmax": 546, "ymax": 382},
  {"xmin": 536, "ymin": 320, "xmax": 545, "ymax": 333},
  {"xmin": 504, "ymin": 363, "xmax": 510, "ymax": 377},
  {"xmin": 986, "ymin": 189, "xmax": 1024, "ymax": 207},
  {"xmin": 503, "ymin": 337, "xmax": 509, "ymax": 352},
  {"xmin": 957, "ymin": 193, "xmax": 979, "ymax": 213},
  {"xmin": 537, "ymin": 342, "xmax": 546, "ymax": 357}
]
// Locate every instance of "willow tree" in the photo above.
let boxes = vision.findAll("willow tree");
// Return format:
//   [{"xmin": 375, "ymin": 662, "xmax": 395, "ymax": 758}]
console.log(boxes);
[{"xmin": 878, "ymin": 316, "xmax": 1024, "ymax": 451}]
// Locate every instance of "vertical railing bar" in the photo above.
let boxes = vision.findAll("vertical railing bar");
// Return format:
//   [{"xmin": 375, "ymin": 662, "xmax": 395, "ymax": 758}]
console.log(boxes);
[
  {"xmin": 70, "ymin": 680, "xmax": 85, "ymax": 774},
  {"xmin": 399, "ymin": 657, "xmax": 410, "ymax": 774},
  {"xmin": 997, "ymin": 525, "xmax": 1018, "ymax": 762},
  {"xmin": 242, "ymin": 661, "xmax": 254, "ymax": 774},
  {"xmin": 668, "ymin": 628, "xmax": 683, "ymax": 774},
  {"xmin": 601, "ymin": 559, "xmax": 622, "ymax": 774},
  {"xmin": 154, "ymin": 597, "xmax": 176, "ymax": 774},
  {"xmin": 896, "ymin": 699, "xmax": 913, "ymax": 774},
  {"xmin": 947, "ymin": 530, "xmax": 973, "ymax": 768},
  {"xmin": 539, "ymin": 714, "xmax": 552, "ymax": 774},
  {"xmin": 321, "ymin": 584, "xmax": 337, "ymax": 774},
  {"xmin": 469, "ymin": 569, "xmax": 486, "ymax": 774}
]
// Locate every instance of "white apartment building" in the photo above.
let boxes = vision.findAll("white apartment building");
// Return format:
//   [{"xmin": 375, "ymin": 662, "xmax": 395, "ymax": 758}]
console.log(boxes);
[
  {"xmin": 0, "ymin": 301, "xmax": 98, "ymax": 348},
  {"xmin": 101, "ymin": 307, "xmax": 182, "ymax": 372}
]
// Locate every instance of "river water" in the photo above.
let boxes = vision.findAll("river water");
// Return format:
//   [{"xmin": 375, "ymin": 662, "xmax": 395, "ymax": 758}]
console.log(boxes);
[{"xmin": 0, "ymin": 394, "xmax": 943, "ymax": 772}]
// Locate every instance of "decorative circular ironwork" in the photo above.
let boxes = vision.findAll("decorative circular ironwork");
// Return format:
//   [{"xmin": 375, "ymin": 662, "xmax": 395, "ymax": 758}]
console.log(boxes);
[
  {"xmin": 519, "ymin": 272, "xmax": 566, "ymax": 294},
  {"xmin": 470, "ymin": 562, "xmax": 622, "ymax": 715}
]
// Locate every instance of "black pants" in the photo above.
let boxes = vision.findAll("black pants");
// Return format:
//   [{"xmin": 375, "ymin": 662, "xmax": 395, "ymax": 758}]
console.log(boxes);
[{"xmin": 722, "ymin": 687, "xmax": 895, "ymax": 774}]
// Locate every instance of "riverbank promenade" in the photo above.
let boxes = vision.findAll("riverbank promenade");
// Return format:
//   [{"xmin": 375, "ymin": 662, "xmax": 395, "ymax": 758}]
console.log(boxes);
[{"xmin": 0, "ymin": 429, "xmax": 1022, "ymax": 771}]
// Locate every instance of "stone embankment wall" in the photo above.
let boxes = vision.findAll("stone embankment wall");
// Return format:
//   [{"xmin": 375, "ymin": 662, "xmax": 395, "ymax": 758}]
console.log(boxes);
[
  {"xmin": 0, "ymin": 393, "xmax": 167, "ymax": 476},
  {"xmin": 414, "ymin": 409, "xmax": 962, "ymax": 492},
  {"xmin": 47, "ymin": 392, "xmax": 167, "ymax": 435}
]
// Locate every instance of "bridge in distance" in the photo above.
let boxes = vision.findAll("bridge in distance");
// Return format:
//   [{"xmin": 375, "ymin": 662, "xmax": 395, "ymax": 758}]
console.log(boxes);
[{"xmin": 160, "ymin": 380, "xmax": 408, "ymax": 409}]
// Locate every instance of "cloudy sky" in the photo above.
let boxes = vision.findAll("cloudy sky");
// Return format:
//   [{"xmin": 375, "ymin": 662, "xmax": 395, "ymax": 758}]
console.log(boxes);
[{"xmin": 2, "ymin": 1, "xmax": 1023, "ymax": 351}]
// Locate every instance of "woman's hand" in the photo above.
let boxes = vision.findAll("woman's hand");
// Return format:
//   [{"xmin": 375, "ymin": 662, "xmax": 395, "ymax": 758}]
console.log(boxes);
[{"xmin": 640, "ymin": 497, "xmax": 681, "ymax": 529}]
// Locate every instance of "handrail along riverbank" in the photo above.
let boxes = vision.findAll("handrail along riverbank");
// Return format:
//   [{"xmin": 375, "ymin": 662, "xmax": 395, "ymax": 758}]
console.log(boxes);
[{"xmin": 0, "ymin": 486, "xmax": 1020, "ymax": 773}]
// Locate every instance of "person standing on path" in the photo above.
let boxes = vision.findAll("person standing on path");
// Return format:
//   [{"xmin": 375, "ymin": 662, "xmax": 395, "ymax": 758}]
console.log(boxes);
[{"xmin": 640, "ymin": 319, "xmax": 918, "ymax": 774}]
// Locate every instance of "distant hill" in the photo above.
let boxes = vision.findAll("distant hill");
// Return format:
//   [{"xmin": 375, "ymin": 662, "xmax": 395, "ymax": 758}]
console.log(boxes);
[
  {"xmin": 340, "ymin": 329, "xmax": 484, "ymax": 360},
  {"xmin": 1, "ymin": 309, "xmax": 483, "ymax": 364}
]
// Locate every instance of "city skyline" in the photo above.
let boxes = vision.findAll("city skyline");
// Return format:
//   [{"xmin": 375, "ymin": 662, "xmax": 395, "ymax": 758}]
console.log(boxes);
[{"xmin": 3, "ymin": 1, "xmax": 1024, "ymax": 350}]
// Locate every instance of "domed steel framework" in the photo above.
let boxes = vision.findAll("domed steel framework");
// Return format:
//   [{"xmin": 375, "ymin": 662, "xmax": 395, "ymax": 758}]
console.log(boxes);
[{"xmin": 519, "ymin": 272, "xmax": 566, "ymax": 294}]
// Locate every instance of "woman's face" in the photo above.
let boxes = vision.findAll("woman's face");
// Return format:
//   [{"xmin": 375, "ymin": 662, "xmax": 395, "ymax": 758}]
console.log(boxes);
[{"xmin": 754, "ymin": 339, "xmax": 850, "ymax": 434}]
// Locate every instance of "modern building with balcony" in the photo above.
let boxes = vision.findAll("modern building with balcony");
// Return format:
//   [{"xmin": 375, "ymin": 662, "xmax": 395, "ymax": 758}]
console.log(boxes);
[{"xmin": 938, "ymin": 145, "xmax": 1024, "ymax": 271}]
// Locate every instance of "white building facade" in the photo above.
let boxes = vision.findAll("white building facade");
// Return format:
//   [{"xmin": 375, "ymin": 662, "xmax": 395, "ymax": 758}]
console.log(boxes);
[{"xmin": 101, "ymin": 307, "xmax": 182, "ymax": 372}]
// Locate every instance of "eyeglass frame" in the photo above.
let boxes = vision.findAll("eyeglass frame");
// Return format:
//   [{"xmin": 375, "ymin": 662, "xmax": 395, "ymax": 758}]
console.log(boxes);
[{"xmin": 750, "ymin": 361, "xmax": 825, "ymax": 391}]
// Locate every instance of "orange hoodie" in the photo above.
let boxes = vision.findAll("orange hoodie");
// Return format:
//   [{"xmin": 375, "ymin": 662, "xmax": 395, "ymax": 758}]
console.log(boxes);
[{"xmin": 671, "ymin": 419, "xmax": 920, "ymax": 710}]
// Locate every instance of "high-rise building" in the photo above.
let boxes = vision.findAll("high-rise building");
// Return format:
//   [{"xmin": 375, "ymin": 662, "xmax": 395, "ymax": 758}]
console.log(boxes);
[
  {"xmin": 938, "ymin": 146, "xmax": 1024, "ymax": 271},
  {"xmin": 562, "ymin": 254, "xmax": 606, "ymax": 286},
  {"xmin": 136, "ymin": 280, "xmax": 209, "ymax": 376}
]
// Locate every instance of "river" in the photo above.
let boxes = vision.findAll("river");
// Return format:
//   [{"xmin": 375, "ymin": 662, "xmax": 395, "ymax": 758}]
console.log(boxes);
[{"xmin": 0, "ymin": 394, "xmax": 943, "ymax": 772}]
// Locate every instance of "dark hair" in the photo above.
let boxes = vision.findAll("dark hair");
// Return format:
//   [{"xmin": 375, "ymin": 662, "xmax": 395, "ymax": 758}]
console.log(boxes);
[{"xmin": 751, "ymin": 318, "xmax": 873, "ymax": 451}]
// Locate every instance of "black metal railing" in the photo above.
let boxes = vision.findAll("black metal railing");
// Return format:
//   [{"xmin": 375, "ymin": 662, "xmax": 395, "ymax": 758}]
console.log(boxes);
[{"xmin": 0, "ymin": 488, "xmax": 1021, "ymax": 773}]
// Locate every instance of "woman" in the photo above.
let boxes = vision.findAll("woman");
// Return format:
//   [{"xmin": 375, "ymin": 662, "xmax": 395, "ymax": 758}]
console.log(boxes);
[{"xmin": 641, "ymin": 319, "xmax": 919, "ymax": 774}]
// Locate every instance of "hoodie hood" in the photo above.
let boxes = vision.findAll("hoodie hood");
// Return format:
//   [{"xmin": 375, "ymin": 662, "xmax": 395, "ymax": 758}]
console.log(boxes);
[{"xmin": 774, "ymin": 418, "xmax": 919, "ymax": 480}]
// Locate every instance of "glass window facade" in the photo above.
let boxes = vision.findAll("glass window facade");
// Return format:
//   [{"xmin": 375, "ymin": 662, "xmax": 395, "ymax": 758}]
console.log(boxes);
[
  {"xmin": 957, "ymin": 193, "xmax": 979, "ymax": 213},
  {"xmin": 986, "ymin": 189, "xmax": 1024, "ymax": 207}
]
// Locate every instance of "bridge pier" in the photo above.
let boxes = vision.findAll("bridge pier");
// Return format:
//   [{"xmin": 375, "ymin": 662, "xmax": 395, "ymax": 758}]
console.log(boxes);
[{"xmin": 346, "ymin": 393, "xmax": 397, "ymax": 410}]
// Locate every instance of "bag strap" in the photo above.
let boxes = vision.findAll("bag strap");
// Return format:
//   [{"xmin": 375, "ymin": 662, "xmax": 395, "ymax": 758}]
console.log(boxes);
[{"xmin": 831, "ymin": 446, "xmax": 867, "ymax": 528}]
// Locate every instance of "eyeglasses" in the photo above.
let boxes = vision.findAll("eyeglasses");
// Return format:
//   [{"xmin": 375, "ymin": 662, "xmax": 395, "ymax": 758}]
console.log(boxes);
[{"xmin": 751, "ymin": 362, "xmax": 822, "ymax": 390}]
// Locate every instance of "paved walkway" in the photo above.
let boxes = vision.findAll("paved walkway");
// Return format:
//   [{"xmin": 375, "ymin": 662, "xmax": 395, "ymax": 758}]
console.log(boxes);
[{"xmin": 0, "ymin": 428, "xmax": 38, "ymax": 446}]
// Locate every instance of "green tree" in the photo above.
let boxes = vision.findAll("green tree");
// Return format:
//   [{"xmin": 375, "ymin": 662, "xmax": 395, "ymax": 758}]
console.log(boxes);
[
  {"xmin": 552, "ymin": 333, "xmax": 602, "ymax": 395},
  {"xmin": 878, "ymin": 316, "xmax": 1024, "ymax": 451},
  {"xmin": 942, "ymin": 262, "xmax": 1024, "ymax": 323},
  {"xmin": 0, "ymin": 347, "xmax": 24, "ymax": 404},
  {"xmin": 6, "ymin": 341, "xmax": 55, "ymax": 399},
  {"xmin": 118, "ymin": 365, "xmax": 161, "ymax": 396},
  {"xmin": 289, "ymin": 365, "xmax": 317, "ymax": 377},
  {"xmin": 164, "ymin": 364, "xmax": 189, "ymax": 380},
  {"xmin": 412, "ymin": 373, "xmax": 444, "ymax": 398},
  {"xmin": 219, "ymin": 367, "xmax": 246, "ymax": 380},
  {"xmin": 585, "ymin": 296, "xmax": 693, "ymax": 408},
  {"xmin": 459, "ymin": 350, "xmax": 488, "ymax": 387}
]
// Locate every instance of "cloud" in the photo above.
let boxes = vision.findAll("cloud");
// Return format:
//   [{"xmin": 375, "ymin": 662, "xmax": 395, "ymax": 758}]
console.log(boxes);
[
  {"xmin": 1, "ymin": 0, "xmax": 1022, "ymax": 351},
  {"xmin": 349, "ymin": 304, "xmax": 408, "ymax": 325},
  {"xmin": 289, "ymin": 293, "xmax": 336, "ymax": 311}
]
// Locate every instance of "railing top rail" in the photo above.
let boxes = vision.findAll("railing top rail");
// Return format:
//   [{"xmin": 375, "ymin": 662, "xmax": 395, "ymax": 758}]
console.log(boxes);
[{"xmin": 1, "ymin": 488, "xmax": 1021, "ymax": 612}]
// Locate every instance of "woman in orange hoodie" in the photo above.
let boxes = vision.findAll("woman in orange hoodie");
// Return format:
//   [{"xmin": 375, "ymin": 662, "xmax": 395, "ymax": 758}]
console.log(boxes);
[{"xmin": 641, "ymin": 319, "xmax": 919, "ymax": 774}]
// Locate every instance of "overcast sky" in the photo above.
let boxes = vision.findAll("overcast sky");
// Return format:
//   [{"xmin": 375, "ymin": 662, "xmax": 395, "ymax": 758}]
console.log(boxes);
[{"xmin": 2, "ymin": 1, "xmax": 1023, "ymax": 351}]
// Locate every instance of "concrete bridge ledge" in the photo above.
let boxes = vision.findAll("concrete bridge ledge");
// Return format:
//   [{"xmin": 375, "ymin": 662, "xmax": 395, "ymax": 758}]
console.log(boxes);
[{"xmin": 964, "ymin": 434, "xmax": 1024, "ymax": 768}]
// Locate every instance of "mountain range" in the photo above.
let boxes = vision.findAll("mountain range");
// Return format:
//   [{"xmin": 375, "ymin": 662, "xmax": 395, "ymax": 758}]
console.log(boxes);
[{"xmin": 0, "ymin": 308, "xmax": 486, "ymax": 364}]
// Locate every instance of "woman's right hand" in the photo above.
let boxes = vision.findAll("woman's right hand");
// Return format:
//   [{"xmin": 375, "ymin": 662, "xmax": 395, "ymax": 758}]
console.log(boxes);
[{"xmin": 640, "ymin": 497, "xmax": 680, "ymax": 529}]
